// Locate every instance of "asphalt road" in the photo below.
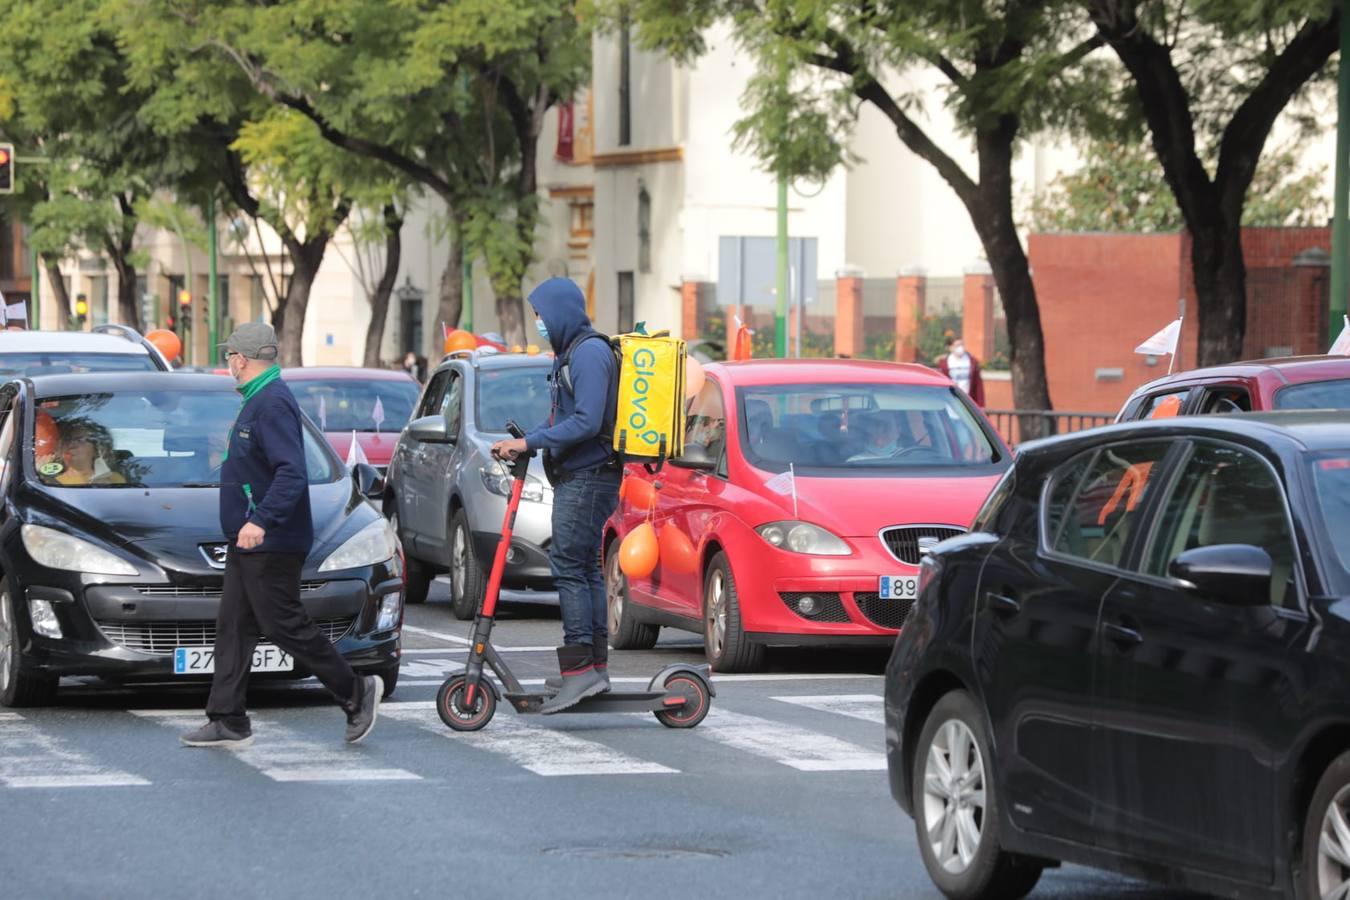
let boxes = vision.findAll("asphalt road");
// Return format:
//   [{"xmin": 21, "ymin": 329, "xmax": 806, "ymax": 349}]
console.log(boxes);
[{"xmin": 0, "ymin": 580, "xmax": 1200, "ymax": 900}]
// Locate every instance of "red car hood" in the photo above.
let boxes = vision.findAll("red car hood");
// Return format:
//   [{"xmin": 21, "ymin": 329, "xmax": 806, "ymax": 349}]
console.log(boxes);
[
  {"xmin": 746, "ymin": 470, "xmax": 1001, "ymax": 537},
  {"xmin": 325, "ymin": 431, "xmax": 398, "ymax": 467}
]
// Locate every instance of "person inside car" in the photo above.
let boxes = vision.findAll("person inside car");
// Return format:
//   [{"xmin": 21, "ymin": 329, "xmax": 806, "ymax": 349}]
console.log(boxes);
[
  {"xmin": 849, "ymin": 413, "xmax": 901, "ymax": 461},
  {"xmin": 52, "ymin": 421, "xmax": 126, "ymax": 486}
]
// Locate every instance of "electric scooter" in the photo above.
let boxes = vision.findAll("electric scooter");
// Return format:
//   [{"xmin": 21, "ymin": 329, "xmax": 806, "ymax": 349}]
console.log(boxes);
[{"xmin": 436, "ymin": 422, "xmax": 714, "ymax": 732}]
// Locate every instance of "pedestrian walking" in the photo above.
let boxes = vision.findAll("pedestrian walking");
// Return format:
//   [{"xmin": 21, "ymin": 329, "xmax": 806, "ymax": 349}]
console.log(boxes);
[
  {"xmin": 490, "ymin": 278, "xmax": 620, "ymax": 714},
  {"xmin": 937, "ymin": 335, "xmax": 986, "ymax": 407},
  {"xmin": 181, "ymin": 323, "xmax": 380, "ymax": 748}
]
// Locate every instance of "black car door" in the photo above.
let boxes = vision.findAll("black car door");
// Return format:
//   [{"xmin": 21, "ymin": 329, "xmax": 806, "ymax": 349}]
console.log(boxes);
[
  {"xmin": 973, "ymin": 438, "xmax": 1175, "ymax": 844},
  {"xmin": 1093, "ymin": 438, "xmax": 1310, "ymax": 884}
]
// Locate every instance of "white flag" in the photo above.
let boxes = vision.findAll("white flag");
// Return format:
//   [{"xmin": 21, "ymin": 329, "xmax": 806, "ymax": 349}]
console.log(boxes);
[
  {"xmin": 1331, "ymin": 316, "xmax": 1350, "ymax": 356},
  {"xmin": 1134, "ymin": 318, "xmax": 1182, "ymax": 356},
  {"xmin": 765, "ymin": 469, "xmax": 794, "ymax": 496},
  {"xmin": 372, "ymin": 396, "xmax": 386, "ymax": 432},
  {"xmin": 318, "ymin": 394, "xmax": 328, "ymax": 431},
  {"xmin": 346, "ymin": 431, "xmax": 369, "ymax": 468}
]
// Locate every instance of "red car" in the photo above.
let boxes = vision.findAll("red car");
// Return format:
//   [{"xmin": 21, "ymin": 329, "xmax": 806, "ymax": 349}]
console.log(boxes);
[
  {"xmin": 1116, "ymin": 355, "xmax": 1350, "ymax": 421},
  {"xmin": 604, "ymin": 359, "xmax": 1012, "ymax": 672},
  {"xmin": 282, "ymin": 367, "xmax": 421, "ymax": 474}
]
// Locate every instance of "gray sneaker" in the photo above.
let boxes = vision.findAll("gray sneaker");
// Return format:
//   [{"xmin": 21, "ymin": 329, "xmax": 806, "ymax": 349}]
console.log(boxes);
[
  {"xmin": 544, "ymin": 668, "xmax": 610, "ymax": 694},
  {"xmin": 181, "ymin": 720, "xmax": 253, "ymax": 749},
  {"xmin": 345, "ymin": 675, "xmax": 380, "ymax": 744},
  {"xmin": 540, "ymin": 667, "xmax": 607, "ymax": 715}
]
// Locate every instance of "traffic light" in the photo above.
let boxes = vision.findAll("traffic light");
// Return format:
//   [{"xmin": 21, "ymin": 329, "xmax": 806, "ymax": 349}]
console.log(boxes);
[
  {"xmin": 0, "ymin": 144, "xmax": 14, "ymax": 195},
  {"xmin": 74, "ymin": 294, "xmax": 88, "ymax": 329},
  {"xmin": 177, "ymin": 289, "xmax": 192, "ymax": 331}
]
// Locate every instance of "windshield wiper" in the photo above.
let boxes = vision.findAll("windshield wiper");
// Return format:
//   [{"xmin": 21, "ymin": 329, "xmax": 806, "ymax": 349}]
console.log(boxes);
[{"xmin": 178, "ymin": 482, "xmax": 221, "ymax": 488}]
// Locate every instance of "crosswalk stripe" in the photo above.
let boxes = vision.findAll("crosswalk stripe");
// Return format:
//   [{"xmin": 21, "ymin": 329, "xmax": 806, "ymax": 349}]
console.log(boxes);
[
  {"xmin": 136, "ymin": 712, "xmax": 421, "ymax": 783},
  {"xmin": 693, "ymin": 709, "xmax": 886, "ymax": 771},
  {"xmin": 382, "ymin": 702, "xmax": 679, "ymax": 777},
  {"xmin": 0, "ymin": 712, "xmax": 150, "ymax": 788},
  {"xmin": 772, "ymin": 694, "xmax": 885, "ymax": 724}
]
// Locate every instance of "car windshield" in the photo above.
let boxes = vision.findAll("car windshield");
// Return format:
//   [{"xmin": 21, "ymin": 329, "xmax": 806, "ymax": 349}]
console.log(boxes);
[
  {"xmin": 30, "ymin": 390, "xmax": 338, "ymax": 488},
  {"xmin": 476, "ymin": 366, "xmax": 552, "ymax": 434},
  {"xmin": 736, "ymin": 382, "xmax": 1002, "ymax": 473},
  {"xmin": 289, "ymin": 378, "xmax": 419, "ymax": 433},
  {"xmin": 0, "ymin": 352, "xmax": 157, "ymax": 377},
  {"xmin": 1310, "ymin": 451, "xmax": 1350, "ymax": 591},
  {"xmin": 1274, "ymin": 378, "xmax": 1350, "ymax": 410}
]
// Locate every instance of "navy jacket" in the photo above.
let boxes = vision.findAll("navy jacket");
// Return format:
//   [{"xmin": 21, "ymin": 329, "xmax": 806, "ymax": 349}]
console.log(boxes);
[
  {"xmin": 220, "ymin": 376, "xmax": 314, "ymax": 554},
  {"xmin": 524, "ymin": 278, "xmax": 618, "ymax": 473}
]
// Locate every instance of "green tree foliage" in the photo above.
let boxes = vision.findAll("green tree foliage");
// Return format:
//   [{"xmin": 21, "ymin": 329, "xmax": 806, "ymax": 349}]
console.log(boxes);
[{"xmin": 1031, "ymin": 139, "xmax": 1329, "ymax": 232}]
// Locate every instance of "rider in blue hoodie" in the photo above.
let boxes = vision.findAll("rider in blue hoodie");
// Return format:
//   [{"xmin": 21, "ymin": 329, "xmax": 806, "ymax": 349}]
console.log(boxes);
[{"xmin": 492, "ymin": 278, "xmax": 619, "ymax": 713}]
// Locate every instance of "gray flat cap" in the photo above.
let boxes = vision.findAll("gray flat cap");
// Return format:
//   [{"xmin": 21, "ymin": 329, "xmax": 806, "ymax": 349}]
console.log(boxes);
[{"xmin": 222, "ymin": 322, "xmax": 279, "ymax": 361}]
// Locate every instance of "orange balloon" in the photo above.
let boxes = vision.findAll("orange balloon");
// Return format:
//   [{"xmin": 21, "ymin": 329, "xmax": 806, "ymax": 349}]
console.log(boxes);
[
  {"xmin": 619, "ymin": 522, "xmax": 659, "ymax": 579},
  {"xmin": 624, "ymin": 476, "xmax": 658, "ymax": 512},
  {"xmin": 444, "ymin": 330, "xmax": 477, "ymax": 354},
  {"xmin": 659, "ymin": 525, "xmax": 698, "ymax": 574},
  {"xmin": 685, "ymin": 356, "xmax": 705, "ymax": 399},
  {"xmin": 34, "ymin": 409, "xmax": 59, "ymax": 459},
  {"xmin": 147, "ymin": 329, "xmax": 182, "ymax": 362}
]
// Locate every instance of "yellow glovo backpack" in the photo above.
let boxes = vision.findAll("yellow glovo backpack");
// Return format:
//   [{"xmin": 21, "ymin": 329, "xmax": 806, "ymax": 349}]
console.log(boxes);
[{"xmin": 611, "ymin": 328, "xmax": 686, "ymax": 469}]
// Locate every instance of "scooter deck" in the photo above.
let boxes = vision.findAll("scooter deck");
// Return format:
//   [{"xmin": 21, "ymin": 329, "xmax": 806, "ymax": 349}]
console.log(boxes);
[{"xmin": 502, "ymin": 691, "xmax": 681, "ymax": 715}]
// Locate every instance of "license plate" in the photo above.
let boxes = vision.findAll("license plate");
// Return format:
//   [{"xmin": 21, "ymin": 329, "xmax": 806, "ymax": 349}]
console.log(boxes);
[
  {"xmin": 878, "ymin": 576, "xmax": 919, "ymax": 600},
  {"xmin": 173, "ymin": 646, "xmax": 293, "ymax": 675}
]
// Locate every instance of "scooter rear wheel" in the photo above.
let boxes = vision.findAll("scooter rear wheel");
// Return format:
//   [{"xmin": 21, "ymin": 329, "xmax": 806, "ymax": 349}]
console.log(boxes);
[
  {"xmin": 654, "ymin": 673, "xmax": 711, "ymax": 729},
  {"xmin": 437, "ymin": 675, "xmax": 496, "ymax": 731}
]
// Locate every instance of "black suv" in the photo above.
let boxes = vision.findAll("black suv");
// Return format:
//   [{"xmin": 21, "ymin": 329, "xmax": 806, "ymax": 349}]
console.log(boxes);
[{"xmin": 885, "ymin": 411, "xmax": 1350, "ymax": 900}]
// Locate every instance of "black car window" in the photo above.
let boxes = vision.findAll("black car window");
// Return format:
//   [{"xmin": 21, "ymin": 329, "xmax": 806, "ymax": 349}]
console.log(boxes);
[
  {"xmin": 1045, "ymin": 441, "xmax": 1173, "ymax": 569},
  {"xmin": 1273, "ymin": 378, "xmax": 1350, "ymax": 410},
  {"xmin": 441, "ymin": 371, "xmax": 464, "ymax": 433},
  {"xmin": 0, "ymin": 352, "xmax": 158, "ymax": 377},
  {"xmin": 1131, "ymin": 389, "xmax": 1189, "ymax": 421},
  {"xmin": 686, "ymin": 380, "xmax": 726, "ymax": 463},
  {"xmin": 1143, "ymin": 441, "xmax": 1297, "ymax": 607},
  {"xmin": 0, "ymin": 390, "xmax": 14, "ymax": 493},
  {"xmin": 1197, "ymin": 386, "xmax": 1252, "ymax": 415},
  {"xmin": 416, "ymin": 370, "xmax": 450, "ymax": 419},
  {"xmin": 1309, "ymin": 453, "xmax": 1350, "ymax": 593}
]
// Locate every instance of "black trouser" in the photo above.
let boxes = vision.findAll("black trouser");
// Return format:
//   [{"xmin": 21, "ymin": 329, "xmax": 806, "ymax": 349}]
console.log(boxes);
[{"xmin": 205, "ymin": 550, "xmax": 357, "ymax": 731}]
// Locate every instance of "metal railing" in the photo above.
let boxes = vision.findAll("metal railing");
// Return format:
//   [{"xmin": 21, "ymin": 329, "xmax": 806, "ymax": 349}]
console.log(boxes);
[{"xmin": 984, "ymin": 409, "xmax": 1115, "ymax": 446}]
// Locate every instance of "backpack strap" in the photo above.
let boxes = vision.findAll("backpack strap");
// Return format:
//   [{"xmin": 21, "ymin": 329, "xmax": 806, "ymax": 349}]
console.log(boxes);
[{"xmin": 557, "ymin": 331, "xmax": 613, "ymax": 396}]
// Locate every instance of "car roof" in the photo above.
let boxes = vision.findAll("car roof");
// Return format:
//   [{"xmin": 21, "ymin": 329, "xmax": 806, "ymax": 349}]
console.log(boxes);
[
  {"xmin": 281, "ymin": 366, "xmax": 418, "ymax": 383},
  {"xmin": 434, "ymin": 351, "xmax": 554, "ymax": 373},
  {"xmin": 1020, "ymin": 409, "xmax": 1350, "ymax": 457},
  {"xmin": 21, "ymin": 372, "xmax": 234, "ymax": 400},
  {"xmin": 1130, "ymin": 355, "xmax": 1350, "ymax": 396},
  {"xmin": 0, "ymin": 330, "xmax": 152, "ymax": 355},
  {"xmin": 705, "ymin": 358, "xmax": 955, "ymax": 388}
]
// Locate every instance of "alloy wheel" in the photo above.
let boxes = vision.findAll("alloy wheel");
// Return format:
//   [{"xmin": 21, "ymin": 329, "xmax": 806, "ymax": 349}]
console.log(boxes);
[
  {"xmin": 922, "ymin": 719, "xmax": 987, "ymax": 875},
  {"xmin": 1318, "ymin": 785, "xmax": 1350, "ymax": 899},
  {"xmin": 606, "ymin": 550, "xmax": 624, "ymax": 634},
  {"xmin": 705, "ymin": 569, "xmax": 727, "ymax": 659},
  {"xmin": 451, "ymin": 522, "xmax": 467, "ymax": 600},
  {"xmin": 0, "ymin": 589, "xmax": 12, "ymax": 695}
]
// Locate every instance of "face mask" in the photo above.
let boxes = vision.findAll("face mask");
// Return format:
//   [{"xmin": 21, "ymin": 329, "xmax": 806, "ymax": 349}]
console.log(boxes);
[{"xmin": 535, "ymin": 318, "xmax": 549, "ymax": 342}]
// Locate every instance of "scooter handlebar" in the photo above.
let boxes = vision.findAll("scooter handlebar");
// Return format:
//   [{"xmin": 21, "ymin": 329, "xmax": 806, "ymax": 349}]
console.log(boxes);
[
  {"xmin": 503, "ymin": 420, "xmax": 534, "ymax": 479},
  {"xmin": 506, "ymin": 421, "xmax": 526, "ymax": 440}
]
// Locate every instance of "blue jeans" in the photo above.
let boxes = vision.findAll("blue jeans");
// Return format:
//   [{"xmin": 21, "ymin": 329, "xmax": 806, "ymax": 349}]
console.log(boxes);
[{"xmin": 549, "ymin": 466, "xmax": 621, "ymax": 646}]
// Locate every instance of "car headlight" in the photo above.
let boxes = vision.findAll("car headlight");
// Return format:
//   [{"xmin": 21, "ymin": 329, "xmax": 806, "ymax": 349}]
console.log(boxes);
[
  {"xmin": 318, "ymin": 519, "xmax": 399, "ymax": 573},
  {"xmin": 480, "ymin": 464, "xmax": 546, "ymax": 503},
  {"xmin": 20, "ymin": 524, "xmax": 138, "ymax": 576},
  {"xmin": 755, "ymin": 521, "xmax": 851, "ymax": 556}
]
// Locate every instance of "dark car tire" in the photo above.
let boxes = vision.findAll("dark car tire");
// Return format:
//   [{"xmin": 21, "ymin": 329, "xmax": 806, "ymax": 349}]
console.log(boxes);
[
  {"xmin": 703, "ymin": 552, "xmax": 765, "ymax": 673},
  {"xmin": 912, "ymin": 691, "xmax": 1043, "ymax": 900},
  {"xmin": 388, "ymin": 506, "xmax": 431, "ymax": 606},
  {"xmin": 1299, "ymin": 749, "xmax": 1350, "ymax": 900},
  {"xmin": 377, "ymin": 663, "xmax": 399, "ymax": 700},
  {"xmin": 606, "ymin": 537, "xmax": 658, "ymax": 650},
  {"xmin": 449, "ymin": 508, "xmax": 484, "ymax": 621},
  {"xmin": 0, "ymin": 578, "xmax": 59, "ymax": 708}
]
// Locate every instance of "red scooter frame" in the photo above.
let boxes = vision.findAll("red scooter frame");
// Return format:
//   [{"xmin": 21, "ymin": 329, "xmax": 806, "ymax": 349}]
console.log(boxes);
[{"xmin": 436, "ymin": 422, "xmax": 713, "ymax": 732}]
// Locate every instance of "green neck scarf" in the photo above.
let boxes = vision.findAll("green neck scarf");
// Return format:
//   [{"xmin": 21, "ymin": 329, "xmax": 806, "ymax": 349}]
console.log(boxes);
[{"xmin": 238, "ymin": 364, "xmax": 282, "ymax": 402}]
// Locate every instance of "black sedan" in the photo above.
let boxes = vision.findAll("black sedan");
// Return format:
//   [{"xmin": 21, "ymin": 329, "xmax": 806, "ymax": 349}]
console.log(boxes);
[
  {"xmin": 0, "ymin": 373, "xmax": 403, "ymax": 707},
  {"xmin": 884, "ymin": 411, "xmax": 1350, "ymax": 900}
]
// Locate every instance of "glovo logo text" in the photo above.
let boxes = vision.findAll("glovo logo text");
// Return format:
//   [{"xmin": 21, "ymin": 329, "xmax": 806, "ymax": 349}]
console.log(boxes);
[{"xmin": 626, "ymin": 347, "xmax": 662, "ymax": 450}]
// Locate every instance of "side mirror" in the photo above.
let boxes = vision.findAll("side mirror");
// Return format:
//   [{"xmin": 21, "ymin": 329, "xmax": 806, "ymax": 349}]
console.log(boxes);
[
  {"xmin": 669, "ymin": 444, "xmax": 716, "ymax": 471},
  {"xmin": 1168, "ymin": 544, "xmax": 1272, "ymax": 607},
  {"xmin": 352, "ymin": 462, "xmax": 385, "ymax": 500},
  {"xmin": 408, "ymin": 414, "xmax": 452, "ymax": 444}
]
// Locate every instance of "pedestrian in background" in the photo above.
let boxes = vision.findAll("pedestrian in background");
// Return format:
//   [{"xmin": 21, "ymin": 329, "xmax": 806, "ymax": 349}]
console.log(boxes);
[
  {"xmin": 401, "ymin": 351, "xmax": 425, "ymax": 383},
  {"xmin": 938, "ymin": 335, "xmax": 985, "ymax": 408},
  {"xmin": 181, "ymin": 323, "xmax": 380, "ymax": 748}
]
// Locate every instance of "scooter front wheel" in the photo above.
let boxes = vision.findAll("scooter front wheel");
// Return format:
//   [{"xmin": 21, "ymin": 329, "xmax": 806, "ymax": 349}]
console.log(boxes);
[
  {"xmin": 654, "ymin": 672, "xmax": 711, "ymax": 729},
  {"xmin": 437, "ymin": 675, "xmax": 496, "ymax": 731}
]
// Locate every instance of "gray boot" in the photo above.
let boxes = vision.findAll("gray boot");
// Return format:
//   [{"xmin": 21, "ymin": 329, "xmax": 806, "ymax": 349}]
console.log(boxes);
[
  {"xmin": 546, "ymin": 637, "xmax": 610, "ymax": 693},
  {"xmin": 540, "ymin": 645, "xmax": 606, "ymax": 715}
]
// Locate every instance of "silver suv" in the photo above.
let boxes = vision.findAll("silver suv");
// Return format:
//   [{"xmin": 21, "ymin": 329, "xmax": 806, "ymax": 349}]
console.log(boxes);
[{"xmin": 384, "ymin": 351, "xmax": 556, "ymax": 618}]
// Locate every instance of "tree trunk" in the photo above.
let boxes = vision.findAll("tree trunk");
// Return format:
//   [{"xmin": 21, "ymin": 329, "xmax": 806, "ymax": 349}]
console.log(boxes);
[
  {"xmin": 274, "ymin": 240, "xmax": 327, "ymax": 367},
  {"xmin": 1189, "ymin": 220, "xmax": 1247, "ymax": 366},
  {"xmin": 42, "ymin": 257, "xmax": 72, "ymax": 328},
  {"xmin": 108, "ymin": 252, "xmax": 140, "ymax": 331},
  {"xmin": 497, "ymin": 289, "xmax": 527, "ymax": 348},
  {"xmin": 433, "ymin": 238, "xmax": 464, "ymax": 361},
  {"xmin": 363, "ymin": 204, "xmax": 404, "ymax": 368}
]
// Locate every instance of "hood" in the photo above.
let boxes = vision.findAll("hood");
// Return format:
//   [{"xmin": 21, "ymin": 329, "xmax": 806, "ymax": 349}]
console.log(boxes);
[
  {"xmin": 22, "ymin": 480, "xmax": 365, "ymax": 577},
  {"xmin": 528, "ymin": 278, "xmax": 591, "ymax": 355},
  {"xmin": 744, "ymin": 470, "xmax": 1003, "ymax": 537},
  {"xmin": 324, "ymin": 431, "xmax": 396, "ymax": 467}
]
